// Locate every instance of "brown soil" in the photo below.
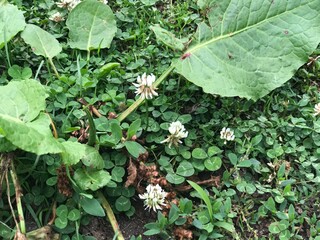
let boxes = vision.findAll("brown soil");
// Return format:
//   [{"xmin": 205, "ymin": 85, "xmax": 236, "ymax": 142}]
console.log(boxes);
[{"xmin": 81, "ymin": 199, "xmax": 161, "ymax": 240}]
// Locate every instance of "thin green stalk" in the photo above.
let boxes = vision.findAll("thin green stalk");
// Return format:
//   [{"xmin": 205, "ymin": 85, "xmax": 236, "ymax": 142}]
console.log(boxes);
[
  {"xmin": 10, "ymin": 160, "xmax": 26, "ymax": 234},
  {"xmin": 48, "ymin": 57, "xmax": 60, "ymax": 79},
  {"xmin": 145, "ymin": 100, "xmax": 149, "ymax": 131},
  {"xmin": 117, "ymin": 64, "xmax": 175, "ymax": 122},
  {"xmin": 97, "ymin": 191, "xmax": 124, "ymax": 240},
  {"xmin": 86, "ymin": 50, "xmax": 91, "ymax": 68},
  {"xmin": 34, "ymin": 60, "xmax": 44, "ymax": 81},
  {"xmin": 77, "ymin": 54, "xmax": 83, "ymax": 97},
  {"xmin": 4, "ymin": 26, "xmax": 11, "ymax": 68}
]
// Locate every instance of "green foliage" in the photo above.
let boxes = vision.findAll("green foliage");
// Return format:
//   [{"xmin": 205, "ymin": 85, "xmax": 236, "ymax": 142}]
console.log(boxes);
[
  {"xmin": 1, "ymin": 0, "xmax": 320, "ymax": 239},
  {"xmin": 0, "ymin": 79, "xmax": 63, "ymax": 154},
  {"xmin": 0, "ymin": 3, "xmax": 25, "ymax": 48},
  {"xmin": 174, "ymin": 0, "xmax": 320, "ymax": 100},
  {"xmin": 21, "ymin": 24, "xmax": 62, "ymax": 59},
  {"xmin": 66, "ymin": 0, "xmax": 117, "ymax": 51}
]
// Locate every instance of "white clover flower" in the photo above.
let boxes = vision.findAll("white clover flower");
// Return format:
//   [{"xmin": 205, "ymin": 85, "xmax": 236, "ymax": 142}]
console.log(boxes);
[
  {"xmin": 220, "ymin": 127, "xmax": 235, "ymax": 144},
  {"xmin": 99, "ymin": 0, "xmax": 108, "ymax": 3},
  {"xmin": 49, "ymin": 12, "xmax": 65, "ymax": 22},
  {"xmin": 133, "ymin": 73, "xmax": 158, "ymax": 100},
  {"xmin": 314, "ymin": 103, "xmax": 320, "ymax": 116},
  {"xmin": 160, "ymin": 121, "xmax": 188, "ymax": 148},
  {"xmin": 56, "ymin": 0, "xmax": 80, "ymax": 10},
  {"xmin": 139, "ymin": 184, "xmax": 167, "ymax": 212}
]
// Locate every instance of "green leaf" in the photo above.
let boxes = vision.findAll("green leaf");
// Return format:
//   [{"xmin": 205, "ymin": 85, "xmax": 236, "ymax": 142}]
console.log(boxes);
[
  {"xmin": 66, "ymin": 0, "xmax": 117, "ymax": 51},
  {"xmin": 237, "ymin": 160, "xmax": 252, "ymax": 168},
  {"xmin": 61, "ymin": 141, "xmax": 104, "ymax": 168},
  {"xmin": 168, "ymin": 204, "xmax": 180, "ymax": 224},
  {"xmin": 74, "ymin": 168, "xmax": 111, "ymax": 191},
  {"xmin": 176, "ymin": 161, "xmax": 194, "ymax": 177},
  {"xmin": 54, "ymin": 217, "xmax": 68, "ymax": 229},
  {"xmin": 175, "ymin": 1, "xmax": 320, "ymax": 100},
  {"xmin": 0, "ymin": 4, "xmax": 26, "ymax": 49},
  {"xmin": 124, "ymin": 141, "xmax": 146, "ymax": 158},
  {"xmin": 140, "ymin": 0, "xmax": 157, "ymax": 6},
  {"xmin": 127, "ymin": 119, "xmax": 141, "ymax": 140},
  {"xmin": 214, "ymin": 221, "xmax": 235, "ymax": 233},
  {"xmin": 204, "ymin": 156, "xmax": 222, "ymax": 171},
  {"xmin": 187, "ymin": 180, "xmax": 213, "ymax": 222},
  {"xmin": 207, "ymin": 146, "xmax": 223, "ymax": 156},
  {"xmin": 80, "ymin": 197, "xmax": 105, "ymax": 217},
  {"xmin": 192, "ymin": 148, "xmax": 208, "ymax": 159},
  {"xmin": 8, "ymin": 65, "xmax": 32, "ymax": 80},
  {"xmin": 111, "ymin": 166, "xmax": 125, "ymax": 182},
  {"xmin": 56, "ymin": 205, "xmax": 68, "ymax": 218},
  {"xmin": 84, "ymin": 108, "xmax": 96, "ymax": 146},
  {"xmin": 264, "ymin": 197, "xmax": 277, "ymax": 213},
  {"xmin": 150, "ymin": 25, "xmax": 186, "ymax": 51},
  {"xmin": 110, "ymin": 121, "xmax": 122, "ymax": 143},
  {"xmin": 0, "ymin": 79, "xmax": 47, "ymax": 122},
  {"xmin": 166, "ymin": 173, "xmax": 185, "ymax": 185},
  {"xmin": 21, "ymin": 24, "xmax": 62, "ymax": 59},
  {"xmin": 251, "ymin": 134, "xmax": 263, "ymax": 146},
  {"xmin": 115, "ymin": 196, "xmax": 131, "ymax": 212},
  {"xmin": 68, "ymin": 209, "xmax": 81, "ymax": 221},
  {"xmin": 98, "ymin": 62, "xmax": 120, "ymax": 78},
  {"xmin": 144, "ymin": 229, "xmax": 161, "ymax": 236},
  {"xmin": 0, "ymin": 113, "xmax": 63, "ymax": 155},
  {"xmin": 269, "ymin": 220, "xmax": 289, "ymax": 234}
]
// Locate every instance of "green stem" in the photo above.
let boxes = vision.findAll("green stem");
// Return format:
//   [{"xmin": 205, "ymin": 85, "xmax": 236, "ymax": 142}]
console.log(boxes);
[
  {"xmin": 117, "ymin": 64, "xmax": 175, "ymax": 122},
  {"xmin": 48, "ymin": 58, "xmax": 60, "ymax": 79},
  {"xmin": 4, "ymin": 26, "xmax": 11, "ymax": 68},
  {"xmin": 97, "ymin": 191, "xmax": 125, "ymax": 240},
  {"xmin": 145, "ymin": 100, "xmax": 149, "ymax": 131},
  {"xmin": 10, "ymin": 160, "xmax": 26, "ymax": 234}
]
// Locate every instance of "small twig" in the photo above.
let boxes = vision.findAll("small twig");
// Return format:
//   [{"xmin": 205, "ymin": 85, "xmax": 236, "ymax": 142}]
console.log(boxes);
[
  {"xmin": 6, "ymin": 171, "xmax": 20, "ymax": 233},
  {"xmin": 47, "ymin": 201, "xmax": 57, "ymax": 225},
  {"xmin": 78, "ymin": 98, "xmax": 103, "ymax": 118},
  {"xmin": 174, "ymin": 176, "xmax": 220, "ymax": 192},
  {"xmin": 47, "ymin": 113, "xmax": 58, "ymax": 139}
]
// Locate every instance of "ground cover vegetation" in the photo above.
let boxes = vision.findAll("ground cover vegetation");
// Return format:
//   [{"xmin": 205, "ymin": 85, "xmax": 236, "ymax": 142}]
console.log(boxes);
[{"xmin": 1, "ymin": 0, "xmax": 320, "ymax": 239}]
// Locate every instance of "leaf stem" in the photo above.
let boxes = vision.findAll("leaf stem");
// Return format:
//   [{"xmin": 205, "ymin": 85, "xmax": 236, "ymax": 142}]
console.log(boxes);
[
  {"xmin": 117, "ymin": 64, "xmax": 175, "ymax": 122},
  {"xmin": 48, "ymin": 57, "xmax": 60, "ymax": 79},
  {"xmin": 10, "ymin": 158, "xmax": 26, "ymax": 234},
  {"xmin": 4, "ymin": 26, "xmax": 11, "ymax": 68},
  {"xmin": 97, "ymin": 191, "xmax": 124, "ymax": 240}
]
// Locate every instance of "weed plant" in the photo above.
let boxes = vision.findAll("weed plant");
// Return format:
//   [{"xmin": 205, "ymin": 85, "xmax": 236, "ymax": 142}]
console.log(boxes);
[{"xmin": 1, "ymin": 0, "xmax": 320, "ymax": 240}]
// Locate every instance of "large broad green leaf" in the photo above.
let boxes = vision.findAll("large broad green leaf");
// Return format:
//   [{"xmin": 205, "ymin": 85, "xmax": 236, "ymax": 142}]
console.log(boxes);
[
  {"xmin": 61, "ymin": 141, "xmax": 104, "ymax": 168},
  {"xmin": 0, "ymin": 4, "xmax": 26, "ymax": 48},
  {"xmin": 66, "ymin": 0, "xmax": 117, "ymax": 51},
  {"xmin": 21, "ymin": 24, "xmax": 62, "ymax": 59},
  {"xmin": 175, "ymin": 0, "xmax": 320, "ymax": 100},
  {"xmin": 0, "ymin": 79, "xmax": 63, "ymax": 154},
  {"xmin": 0, "ymin": 79, "xmax": 47, "ymax": 122},
  {"xmin": 0, "ymin": 113, "xmax": 63, "ymax": 154}
]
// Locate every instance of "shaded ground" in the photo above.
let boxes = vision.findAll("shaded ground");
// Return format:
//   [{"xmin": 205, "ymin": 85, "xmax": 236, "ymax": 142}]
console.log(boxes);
[{"xmin": 81, "ymin": 199, "xmax": 160, "ymax": 240}]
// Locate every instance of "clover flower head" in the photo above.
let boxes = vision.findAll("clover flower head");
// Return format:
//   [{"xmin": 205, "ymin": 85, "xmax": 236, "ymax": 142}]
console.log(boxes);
[
  {"xmin": 49, "ymin": 12, "xmax": 65, "ymax": 22},
  {"xmin": 99, "ymin": 0, "xmax": 108, "ymax": 3},
  {"xmin": 139, "ymin": 184, "xmax": 167, "ymax": 212},
  {"xmin": 314, "ymin": 103, "xmax": 320, "ymax": 116},
  {"xmin": 133, "ymin": 73, "xmax": 158, "ymax": 100},
  {"xmin": 160, "ymin": 121, "xmax": 188, "ymax": 148},
  {"xmin": 220, "ymin": 127, "xmax": 235, "ymax": 144},
  {"xmin": 56, "ymin": 0, "xmax": 80, "ymax": 10}
]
